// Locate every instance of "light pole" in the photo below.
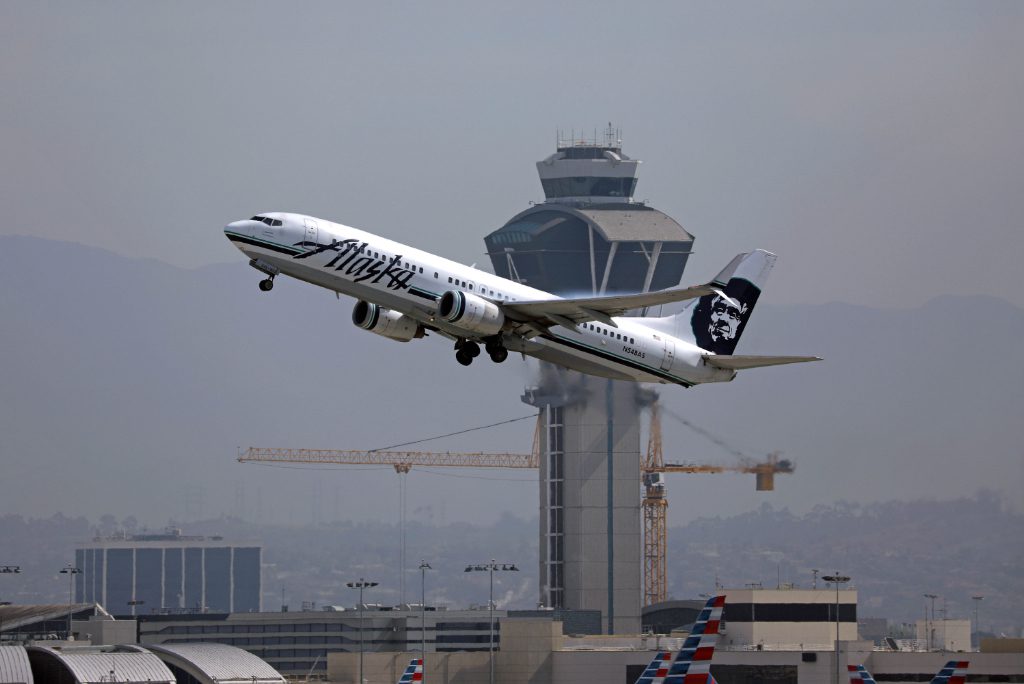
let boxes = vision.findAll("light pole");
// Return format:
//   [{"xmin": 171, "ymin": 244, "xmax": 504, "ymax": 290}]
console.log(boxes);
[
  {"xmin": 465, "ymin": 560, "xmax": 518, "ymax": 684},
  {"xmin": 822, "ymin": 572, "xmax": 850, "ymax": 684},
  {"xmin": 419, "ymin": 560, "xmax": 431, "ymax": 682},
  {"xmin": 972, "ymin": 595, "xmax": 984, "ymax": 651},
  {"xmin": 59, "ymin": 564, "xmax": 81, "ymax": 640},
  {"xmin": 346, "ymin": 578, "xmax": 377, "ymax": 684},
  {"xmin": 923, "ymin": 593, "xmax": 937, "ymax": 651}
]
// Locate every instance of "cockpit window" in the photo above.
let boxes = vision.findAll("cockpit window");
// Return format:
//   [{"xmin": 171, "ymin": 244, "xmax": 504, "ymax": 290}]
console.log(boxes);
[{"xmin": 250, "ymin": 215, "xmax": 282, "ymax": 227}]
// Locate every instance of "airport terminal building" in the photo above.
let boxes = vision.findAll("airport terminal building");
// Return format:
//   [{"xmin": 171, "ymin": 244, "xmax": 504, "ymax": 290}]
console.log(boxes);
[{"xmin": 75, "ymin": 529, "xmax": 261, "ymax": 615}]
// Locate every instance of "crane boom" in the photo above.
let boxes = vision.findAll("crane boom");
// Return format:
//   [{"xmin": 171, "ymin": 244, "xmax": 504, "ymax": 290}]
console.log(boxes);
[{"xmin": 238, "ymin": 447, "xmax": 537, "ymax": 470}]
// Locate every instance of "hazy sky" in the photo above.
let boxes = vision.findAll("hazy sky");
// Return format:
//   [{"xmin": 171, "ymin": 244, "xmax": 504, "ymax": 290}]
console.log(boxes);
[{"xmin": 3, "ymin": 2, "xmax": 1023, "ymax": 309}]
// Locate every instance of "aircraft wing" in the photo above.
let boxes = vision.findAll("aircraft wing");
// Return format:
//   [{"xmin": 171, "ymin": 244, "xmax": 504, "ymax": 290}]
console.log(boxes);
[
  {"xmin": 500, "ymin": 283, "xmax": 717, "ymax": 327},
  {"xmin": 703, "ymin": 354, "xmax": 822, "ymax": 370}
]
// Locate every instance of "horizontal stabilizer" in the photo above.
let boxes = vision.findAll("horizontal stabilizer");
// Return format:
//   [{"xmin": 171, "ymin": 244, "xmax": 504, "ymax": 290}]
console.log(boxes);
[{"xmin": 703, "ymin": 354, "xmax": 822, "ymax": 370}]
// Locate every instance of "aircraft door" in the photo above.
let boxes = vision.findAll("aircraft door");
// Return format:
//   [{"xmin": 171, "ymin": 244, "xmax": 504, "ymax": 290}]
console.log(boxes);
[
  {"xmin": 660, "ymin": 338, "xmax": 676, "ymax": 372},
  {"xmin": 303, "ymin": 219, "xmax": 318, "ymax": 246}
]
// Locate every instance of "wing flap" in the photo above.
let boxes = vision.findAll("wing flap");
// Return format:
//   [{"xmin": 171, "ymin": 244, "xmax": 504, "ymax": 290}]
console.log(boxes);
[{"xmin": 703, "ymin": 354, "xmax": 822, "ymax": 370}]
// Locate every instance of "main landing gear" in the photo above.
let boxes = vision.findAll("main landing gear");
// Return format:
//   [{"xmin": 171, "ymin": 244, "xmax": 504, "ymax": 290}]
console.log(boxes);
[
  {"xmin": 455, "ymin": 340, "xmax": 480, "ymax": 366},
  {"xmin": 454, "ymin": 337, "xmax": 508, "ymax": 366},
  {"xmin": 258, "ymin": 277, "xmax": 275, "ymax": 292}
]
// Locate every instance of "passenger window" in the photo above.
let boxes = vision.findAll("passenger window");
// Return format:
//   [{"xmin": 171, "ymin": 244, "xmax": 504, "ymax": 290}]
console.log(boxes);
[
  {"xmin": 419, "ymin": 267, "xmax": 424, "ymax": 273},
  {"xmin": 435, "ymin": 272, "xmax": 439, "ymax": 279},
  {"xmin": 448, "ymin": 277, "xmax": 453, "ymax": 283}
]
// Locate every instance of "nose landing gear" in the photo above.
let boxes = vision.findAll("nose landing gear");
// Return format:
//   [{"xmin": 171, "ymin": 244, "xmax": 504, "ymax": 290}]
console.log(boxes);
[{"xmin": 249, "ymin": 258, "xmax": 279, "ymax": 293}]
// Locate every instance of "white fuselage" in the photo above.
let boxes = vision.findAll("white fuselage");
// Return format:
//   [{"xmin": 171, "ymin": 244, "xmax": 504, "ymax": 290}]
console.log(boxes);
[{"xmin": 224, "ymin": 213, "xmax": 735, "ymax": 386}]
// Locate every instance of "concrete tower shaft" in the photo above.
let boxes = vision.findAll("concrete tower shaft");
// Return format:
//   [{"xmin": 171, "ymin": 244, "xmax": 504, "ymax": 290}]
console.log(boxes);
[{"xmin": 485, "ymin": 131, "xmax": 695, "ymax": 635}]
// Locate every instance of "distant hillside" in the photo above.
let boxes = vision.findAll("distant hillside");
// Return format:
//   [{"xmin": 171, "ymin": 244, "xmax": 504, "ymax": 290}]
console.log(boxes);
[
  {"xmin": 3, "ymin": 495, "xmax": 1020, "ymax": 635},
  {"xmin": 1, "ymin": 235, "xmax": 1021, "ymax": 529}
]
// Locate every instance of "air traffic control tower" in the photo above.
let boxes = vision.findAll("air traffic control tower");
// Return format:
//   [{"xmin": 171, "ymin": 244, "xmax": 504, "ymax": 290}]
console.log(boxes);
[{"xmin": 484, "ymin": 127, "xmax": 694, "ymax": 634}]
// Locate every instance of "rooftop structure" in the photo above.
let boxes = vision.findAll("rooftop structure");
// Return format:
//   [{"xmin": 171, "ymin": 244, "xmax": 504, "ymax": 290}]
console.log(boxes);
[
  {"xmin": 0, "ymin": 645, "xmax": 33, "ymax": 684},
  {"xmin": 26, "ymin": 644, "xmax": 174, "ymax": 684},
  {"xmin": 146, "ymin": 642, "xmax": 286, "ymax": 684}
]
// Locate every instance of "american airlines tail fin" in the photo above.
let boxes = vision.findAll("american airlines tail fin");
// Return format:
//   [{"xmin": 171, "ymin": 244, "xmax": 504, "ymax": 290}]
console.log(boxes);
[
  {"xmin": 849, "ymin": 664, "xmax": 880, "ymax": 684},
  {"xmin": 646, "ymin": 250, "xmax": 775, "ymax": 356},
  {"xmin": 634, "ymin": 594, "xmax": 725, "ymax": 684},
  {"xmin": 849, "ymin": 660, "xmax": 968, "ymax": 684},
  {"xmin": 929, "ymin": 661, "xmax": 970, "ymax": 684},
  {"xmin": 397, "ymin": 658, "xmax": 423, "ymax": 684}
]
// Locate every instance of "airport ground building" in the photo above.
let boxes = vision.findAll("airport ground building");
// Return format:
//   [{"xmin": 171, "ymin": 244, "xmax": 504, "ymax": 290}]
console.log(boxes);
[
  {"xmin": 135, "ymin": 605, "xmax": 514, "ymax": 676},
  {"xmin": 74, "ymin": 529, "xmax": 261, "ymax": 615},
  {"xmin": 326, "ymin": 617, "xmax": 1024, "ymax": 684}
]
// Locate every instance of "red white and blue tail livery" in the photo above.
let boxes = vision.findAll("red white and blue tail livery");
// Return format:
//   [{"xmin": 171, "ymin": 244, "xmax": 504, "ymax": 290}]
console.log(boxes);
[
  {"xmin": 397, "ymin": 658, "xmax": 423, "ymax": 684},
  {"xmin": 849, "ymin": 664, "xmax": 879, "ymax": 684},
  {"xmin": 636, "ymin": 595, "xmax": 725, "ymax": 684},
  {"xmin": 929, "ymin": 661, "xmax": 970, "ymax": 684},
  {"xmin": 849, "ymin": 660, "xmax": 968, "ymax": 684}
]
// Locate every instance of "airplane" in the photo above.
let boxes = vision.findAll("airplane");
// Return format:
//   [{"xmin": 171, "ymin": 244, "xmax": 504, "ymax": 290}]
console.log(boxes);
[
  {"xmin": 634, "ymin": 594, "xmax": 726, "ymax": 684},
  {"xmin": 397, "ymin": 658, "xmax": 423, "ymax": 684},
  {"xmin": 224, "ymin": 213, "xmax": 820, "ymax": 386},
  {"xmin": 849, "ymin": 660, "xmax": 969, "ymax": 684}
]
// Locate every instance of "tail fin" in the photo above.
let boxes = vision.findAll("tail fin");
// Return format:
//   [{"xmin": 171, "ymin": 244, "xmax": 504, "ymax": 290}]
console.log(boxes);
[
  {"xmin": 849, "ymin": 664, "xmax": 879, "ymax": 684},
  {"xmin": 647, "ymin": 250, "xmax": 775, "ymax": 355},
  {"xmin": 850, "ymin": 660, "xmax": 968, "ymax": 684},
  {"xmin": 634, "ymin": 651, "xmax": 674, "ymax": 684},
  {"xmin": 397, "ymin": 658, "xmax": 423, "ymax": 684},
  {"xmin": 661, "ymin": 594, "xmax": 725, "ymax": 684},
  {"xmin": 930, "ymin": 661, "xmax": 969, "ymax": 684}
]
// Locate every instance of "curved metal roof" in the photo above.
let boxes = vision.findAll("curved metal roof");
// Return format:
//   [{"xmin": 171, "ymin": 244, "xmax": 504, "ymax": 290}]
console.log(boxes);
[
  {"xmin": 146, "ymin": 643, "xmax": 285, "ymax": 683},
  {"xmin": 0, "ymin": 646, "xmax": 33, "ymax": 684},
  {"xmin": 27, "ymin": 645, "xmax": 174, "ymax": 683},
  {"xmin": 490, "ymin": 204, "xmax": 693, "ymax": 244}
]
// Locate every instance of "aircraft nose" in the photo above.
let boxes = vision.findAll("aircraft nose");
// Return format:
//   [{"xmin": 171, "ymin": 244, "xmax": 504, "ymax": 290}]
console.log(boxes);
[{"xmin": 225, "ymin": 219, "xmax": 253, "ymax": 237}]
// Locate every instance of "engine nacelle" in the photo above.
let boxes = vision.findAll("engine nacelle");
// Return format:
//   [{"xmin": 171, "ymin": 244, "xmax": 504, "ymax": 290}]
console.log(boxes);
[
  {"xmin": 437, "ymin": 290, "xmax": 504, "ymax": 336},
  {"xmin": 352, "ymin": 301, "xmax": 424, "ymax": 342}
]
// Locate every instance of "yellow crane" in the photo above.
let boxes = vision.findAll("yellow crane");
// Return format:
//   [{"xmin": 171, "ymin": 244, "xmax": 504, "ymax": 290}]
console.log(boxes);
[
  {"xmin": 641, "ymin": 401, "xmax": 794, "ymax": 605},
  {"xmin": 237, "ymin": 409, "xmax": 793, "ymax": 608}
]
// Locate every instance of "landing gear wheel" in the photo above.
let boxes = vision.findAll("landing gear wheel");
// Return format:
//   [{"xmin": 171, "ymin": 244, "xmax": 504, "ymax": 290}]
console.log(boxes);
[
  {"xmin": 484, "ymin": 337, "xmax": 502, "ymax": 354},
  {"xmin": 456, "ymin": 350, "xmax": 473, "ymax": 366},
  {"xmin": 258, "ymin": 278, "xmax": 275, "ymax": 292},
  {"xmin": 463, "ymin": 341, "xmax": 481, "ymax": 358},
  {"xmin": 489, "ymin": 347, "xmax": 509, "ymax": 363}
]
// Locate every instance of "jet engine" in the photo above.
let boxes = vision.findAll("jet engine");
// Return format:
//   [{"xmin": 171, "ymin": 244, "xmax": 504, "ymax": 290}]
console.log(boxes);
[
  {"xmin": 437, "ymin": 290, "xmax": 504, "ymax": 336},
  {"xmin": 352, "ymin": 301, "xmax": 424, "ymax": 342}
]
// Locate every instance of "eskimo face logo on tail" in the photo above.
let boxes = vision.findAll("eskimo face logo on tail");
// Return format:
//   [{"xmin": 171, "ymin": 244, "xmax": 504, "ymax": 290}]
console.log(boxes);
[
  {"xmin": 293, "ymin": 238, "xmax": 414, "ymax": 291},
  {"xmin": 691, "ymin": 280, "xmax": 761, "ymax": 355}
]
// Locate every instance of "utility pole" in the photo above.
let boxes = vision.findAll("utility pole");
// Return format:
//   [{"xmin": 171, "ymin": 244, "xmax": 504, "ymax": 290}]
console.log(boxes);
[
  {"xmin": 465, "ymin": 560, "xmax": 518, "ymax": 684},
  {"xmin": 972, "ymin": 595, "xmax": 984, "ymax": 651},
  {"xmin": 346, "ymin": 578, "xmax": 378, "ymax": 684},
  {"xmin": 419, "ymin": 560, "xmax": 431, "ymax": 682},
  {"xmin": 924, "ymin": 593, "xmax": 937, "ymax": 651}
]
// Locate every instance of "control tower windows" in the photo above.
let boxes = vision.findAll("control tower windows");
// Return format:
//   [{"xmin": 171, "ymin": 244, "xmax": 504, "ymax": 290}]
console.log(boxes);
[{"xmin": 541, "ymin": 177, "xmax": 638, "ymax": 199}]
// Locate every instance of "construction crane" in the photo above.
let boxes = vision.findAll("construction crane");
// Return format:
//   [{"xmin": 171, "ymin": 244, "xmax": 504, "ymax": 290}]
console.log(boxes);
[
  {"xmin": 237, "ymin": 447, "xmax": 537, "ymax": 472},
  {"xmin": 238, "ymin": 409, "xmax": 792, "ymax": 609},
  {"xmin": 641, "ymin": 400, "xmax": 794, "ymax": 606}
]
